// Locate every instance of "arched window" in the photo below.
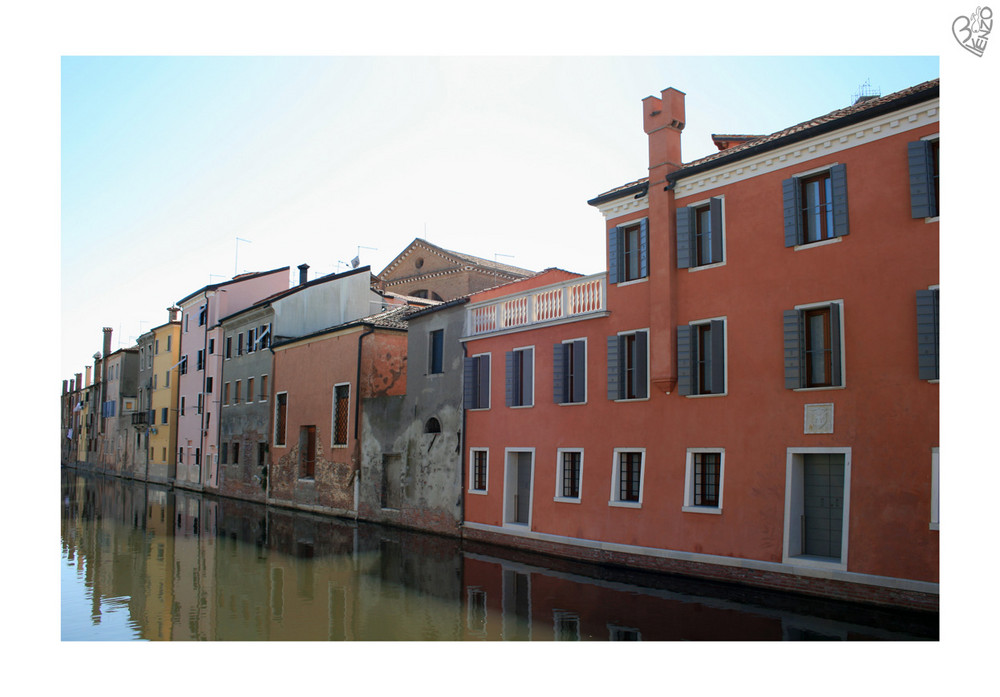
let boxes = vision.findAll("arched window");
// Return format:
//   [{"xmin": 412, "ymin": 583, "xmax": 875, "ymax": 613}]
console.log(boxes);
[{"xmin": 424, "ymin": 417, "xmax": 441, "ymax": 434}]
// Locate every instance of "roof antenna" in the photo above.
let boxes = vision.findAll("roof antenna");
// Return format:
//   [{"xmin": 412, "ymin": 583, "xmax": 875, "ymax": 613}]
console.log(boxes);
[
  {"xmin": 353, "ymin": 245, "xmax": 377, "ymax": 269},
  {"xmin": 235, "ymin": 237, "xmax": 251, "ymax": 276},
  {"xmin": 851, "ymin": 79, "xmax": 880, "ymax": 105}
]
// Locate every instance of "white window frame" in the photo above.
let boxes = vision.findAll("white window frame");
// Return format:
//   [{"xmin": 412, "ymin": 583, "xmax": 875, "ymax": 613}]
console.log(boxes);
[
  {"xmin": 609, "ymin": 447, "xmax": 645, "ymax": 508},
  {"xmin": 930, "ymin": 447, "xmax": 939, "ymax": 531},
  {"xmin": 793, "ymin": 299, "xmax": 846, "ymax": 392},
  {"xmin": 509, "ymin": 345, "xmax": 535, "ymax": 408},
  {"xmin": 782, "ymin": 446, "xmax": 851, "ymax": 571},
  {"xmin": 614, "ymin": 328, "xmax": 650, "ymax": 402},
  {"xmin": 331, "ymin": 382, "xmax": 351, "ymax": 448},
  {"xmin": 682, "ymin": 448, "xmax": 725, "ymax": 514},
  {"xmin": 468, "ymin": 447, "xmax": 489, "ymax": 495},
  {"xmin": 685, "ymin": 195, "xmax": 727, "ymax": 271},
  {"xmin": 554, "ymin": 448, "xmax": 584, "ymax": 503}
]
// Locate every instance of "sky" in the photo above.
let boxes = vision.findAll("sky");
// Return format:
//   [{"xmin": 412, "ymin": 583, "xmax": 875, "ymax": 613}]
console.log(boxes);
[
  {"xmin": 7, "ymin": 0, "xmax": 996, "ymax": 689},
  {"xmin": 59, "ymin": 54, "xmax": 941, "ymax": 378}
]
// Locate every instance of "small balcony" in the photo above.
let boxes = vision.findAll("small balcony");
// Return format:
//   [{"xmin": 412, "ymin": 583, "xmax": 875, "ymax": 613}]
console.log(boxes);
[
  {"xmin": 131, "ymin": 412, "xmax": 149, "ymax": 426},
  {"xmin": 464, "ymin": 273, "xmax": 607, "ymax": 338}
]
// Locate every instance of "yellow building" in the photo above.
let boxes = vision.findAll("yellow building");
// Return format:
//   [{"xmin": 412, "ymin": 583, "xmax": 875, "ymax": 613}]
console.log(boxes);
[{"xmin": 149, "ymin": 319, "xmax": 182, "ymax": 481}]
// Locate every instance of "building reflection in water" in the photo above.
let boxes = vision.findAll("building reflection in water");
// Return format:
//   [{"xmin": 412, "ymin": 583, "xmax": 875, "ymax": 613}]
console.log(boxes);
[{"xmin": 61, "ymin": 470, "xmax": 937, "ymax": 641}]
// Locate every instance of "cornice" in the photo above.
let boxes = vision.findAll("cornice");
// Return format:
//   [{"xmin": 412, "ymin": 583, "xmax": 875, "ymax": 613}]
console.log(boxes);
[
  {"xmin": 593, "ymin": 194, "xmax": 649, "ymax": 221},
  {"xmin": 675, "ymin": 98, "xmax": 939, "ymax": 199}
]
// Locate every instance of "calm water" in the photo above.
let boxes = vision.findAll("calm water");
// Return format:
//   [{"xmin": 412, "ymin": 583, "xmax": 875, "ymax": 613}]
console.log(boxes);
[{"xmin": 61, "ymin": 469, "xmax": 937, "ymax": 641}]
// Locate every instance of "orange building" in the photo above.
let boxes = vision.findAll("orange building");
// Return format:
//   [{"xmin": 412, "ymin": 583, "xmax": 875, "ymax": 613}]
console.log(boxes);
[{"xmin": 460, "ymin": 79, "xmax": 939, "ymax": 610}]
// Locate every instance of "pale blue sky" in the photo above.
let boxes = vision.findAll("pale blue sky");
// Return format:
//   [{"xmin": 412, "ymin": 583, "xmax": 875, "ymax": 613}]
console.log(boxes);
[{"xmin": 60, "ymin": 55, "xmax": 940, "ymax": 377}]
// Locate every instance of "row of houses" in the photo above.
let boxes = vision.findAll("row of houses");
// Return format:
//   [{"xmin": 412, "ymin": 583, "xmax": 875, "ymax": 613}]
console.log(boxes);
[{"xmin": 62, "ymin": 78, "xmax": 939, "ymax": 611}]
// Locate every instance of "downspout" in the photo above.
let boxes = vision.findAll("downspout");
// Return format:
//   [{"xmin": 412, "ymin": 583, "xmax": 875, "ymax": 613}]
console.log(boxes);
[
  {"xmin": 460, "ymin": 340, "xmax": 468, "ymax": 536},
  {"xmin": 354, "ymin": 324, "xmax": 376, "ymax": 519}
]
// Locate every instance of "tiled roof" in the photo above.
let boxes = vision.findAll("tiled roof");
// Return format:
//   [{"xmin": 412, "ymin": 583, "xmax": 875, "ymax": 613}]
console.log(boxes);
[
  {"xmin": 590, "ymin": 78, "xmax": 939, "ymax": 202},
  {"xmin": 358, "ymin": 305, "xmax": 414, "ymax": 331}
]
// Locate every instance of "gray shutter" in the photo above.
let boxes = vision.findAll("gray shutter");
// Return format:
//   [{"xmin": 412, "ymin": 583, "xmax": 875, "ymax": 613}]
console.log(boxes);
[
  {"xmin": 505, "ymin": 351, "xmax": 515, "ymax": 407},
  {"xmin": 783, "ymin": 309, "xmax": 804, "ymax": 389},
  {"xmin": 710, "ymin": 198, "xmax": 724, "ymax": 264},
  {"xmin": 608, "ymin": 226, "xmax": 620, "ymax": 284},
  {"xmin": 635, "ymin": 331, "xmax": 648, "ymax": 399},
  {"xmin": 464, "ymin": 357, "xmax": 477, "ymax": 408},
  {"xmin": 829, "ymin": 303, "xmax": 842, "ymax": 387},
  {"xmin": 676, "ymin": 325, "xmax": 694, "ymax": 396},
  {"xmin": 830, "ymin": 163, "xmax": 849, "ymax": 238},
  {"xmin": 607, "ymin": 336, "xmax": 620, "ymax": 400},
  {"xmin": 782, "ymin": 177, "xmax": 802, "ymax": 247},
  {"xmin": 916, "ymin": 289, "xmax": 940, "ymax": 380},
  {"xmin": 639, "ymin": 218, "xmax": 649, "ymax": 278},
  {"xmin": 572, "ymin": 340, "xmax": 586, "ymax": 402},
  {"xmin": 522, "ymin": 349, "xmax": 533, "ymax": 405},
  {"xmin": 676, "ymin": 206, "xmax": 693, "ymax": 269},
  {"xmin": 478, "ymin": 354, "xmax": 490, "ymax": 409},
  {"xmin": 908, "ymin": 141, "xmax": 937, "ymax": 219},
  {"xmin": 552, "ymin": 343, "xmax": 566, "ymax": 403},
  {"xmin": 710, "ymin": 319, "xmax": 726, "ymax": 394}
]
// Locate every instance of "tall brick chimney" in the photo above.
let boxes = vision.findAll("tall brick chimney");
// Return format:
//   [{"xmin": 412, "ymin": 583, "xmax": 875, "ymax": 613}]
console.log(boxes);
[
  {"xmin": 85, "ymin": 365, "xmax": 92, "ymax": 387},
  {"xmin": 103, "ymin": 327, "xmax": 113, "ymax": 360},
  {"xmin": 643, "ymin": 87, "xmax": 686, "ymax": 175},
  {"xmin": 75, "ymin": 373, "xmax": 82, "ymax": 391},
  {"xmin": 298, "ymin": 264, "xmax": 309, "ymax": 286},
  {"xmin": 168, "ymin": 306, "xmax": 180, "ymax": 323}
]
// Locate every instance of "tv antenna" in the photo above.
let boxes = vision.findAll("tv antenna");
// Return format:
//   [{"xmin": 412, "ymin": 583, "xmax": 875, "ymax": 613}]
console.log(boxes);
[{"xmin": 235, "ymin": 237, "xmax": 252, "ymax": 276}]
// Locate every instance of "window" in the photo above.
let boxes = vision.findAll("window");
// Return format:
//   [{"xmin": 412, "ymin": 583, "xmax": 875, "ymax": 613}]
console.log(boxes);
[
  {"xmin": 223, "ymin": 382, "xmax": 230, "ymax": 406},
  {"xmin": 553, "ymin": 339, "xmax": 586, "ymax": 404},
  {"xmin": 908, "ymin": 138, "xmax": 939, "ymax": 218},
  {"xmin": 553, "ymin": 610, "xmax": 581, "ymax": 641},
  {"xmin": 299, "ymin": 425, "xmax": 316, "ymax": 479},
  {"xmin": 208, "ymin": 338, "xmax": 214, "ymax": 354},
  {"xmin": 783, "ymin": 448, "xmax": 850, "ymax": 569},
  {"xmin": 247, "ymin": 328, "xmax": 256, "ymax": 353},
  {"xmin": 196, "ymin": 350, "xmax": 204, "ymax": 371},
  {"xmin": 258, "ymin": 324, "xmax": 271, "ymax": 350},
  {"xmin": 178, "ymin": 448, "xmax": 183, "ymax": 464},
  {"xmin": 234, "ymin": 380, "xmax": 242, "ymax": 403},
  {"xmin": 555, "ymin": 449, "xmax": 582, "ymax": 501},
  {"xmin": 161, "ymin": 407, "xmax": 168, "ymax": 425},
  {"xmin": 677, "ymin": 319, "xmax": 726, "ymax": 396},
  {"xmin": 185, "ymin": 313, "xmax": 189, "ymax": 332},
  {"xmin": 608, "ymin": 219, "xmax": 648, "ymax": 283},
  {"xmin": 167, "ymin": 335, "xmax": 172, "ymax": 352},
  {"xmin": 233, "ymin": 442, "xmax": 240, "ymax": 465},
  {"xmin": 916, "ymin": 288, "xmax": 939, "ymax": 381},
  {"xmin": 258, "ymin": 442, "xmax": 267, "ymax": 470},
  {"xmin": 198, "ymin": 305, "xmax": 206, "ymax": 326},
  {"xmin": 610, "ymin": 449, "xmax": 644, "ymax": 506},
  {"xmin": 225, "ymin": 337, "xmax": 232, "ymax": 359},
  {"xmin": 469, "ymin": 449, "xmax": 488, "ymax": 493},
  {"xmin": 784, "ymin": 302, "xmax": 844, "ymax": 389},
  {"xmin": 155, "ymin": 339, "xmax": 159, "ymax": 354},
  {"xmin": 180, "ymin": 396, "xmax": 185, "ymax": 416},
  {"xmin": 930, "ymin": 448, "xmax": 939, "ymax": 530},
  {"xmin": 783, "ymin": 164, "xmax": 849, "ymax": 247},
  {"xmin": 683, "ymin": 449, "xmax": 724, "ymax": 513},
  {"xmin": 463, "ymin": 354, "xmax": 491, "ymax": 410},
  {"xmin": 274, "ymin": 392, "xmax": 288, "ymax": 446},
  {"xmin": 259, "ymin": 375, "xmax": 268, "ymax": 401},
  {"xmin": 165, "ymin": 371, "xmax": 170, "ymax": 387},
  {"xmin": 607, "ymin": 330, "xmax": 648, "ymax": 400},
  {"xmin": 332, "ymin": 384, "xmax": 350, "ymax": 446},
  {"xmin": 247, "ymin": 378, "xmax": 255, "ymax": 404},
  {"xmin": 429, "ymin": 329, "xmax": 444, "ymax": 374},
  {"xmin": 238, "ymin": 334, "xmax": 244, "ymax": 356},
  {"xmin": 180, "ymin": 355, "xmax": 188, "ymax": 375},
  {"xmin": 505, "ymin": 347, "xmax": 534, "ymax": 407},
  {"xmin": 197, "ymin": 393, "xmax": 203, "ymax": 414},
  {"xmin": 677, "ymin": 197, "xmax": 724, "ymax": 268},
  {"xmin": 221, "ymin": 442, "xmax": 228, "ymax": 464},
  {"xmin": 195, "ymin": 447, "xmax": 201, "ymax": 466},
  {"xmin": 206, "ymin": 377, "xmax": 213, "ymax": 393}
]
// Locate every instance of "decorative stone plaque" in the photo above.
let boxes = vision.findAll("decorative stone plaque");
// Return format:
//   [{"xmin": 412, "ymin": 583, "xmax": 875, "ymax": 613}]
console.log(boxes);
[{"xmin": 804, "ymin": 403, "xmax": 834, "ymax": 434}]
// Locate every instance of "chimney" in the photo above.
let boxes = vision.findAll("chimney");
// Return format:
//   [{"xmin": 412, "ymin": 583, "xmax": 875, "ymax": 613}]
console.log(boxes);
[
  {"xmin": 103, "ymin": 327, "xmax": 113, "ymax": 362},
  {"xmin": 643, "ymin": 87, "xmax": 686, "ymax": 175},
  {"xmin": 85, "ymin": 365, "xmax": 92, "ymax": 387},
  {"xmin": 168, "ymin": 306, "xmax": 180, "ymax": 323},
  {"xmin": 298, "ymin": 264, "xmax": 310, "ymax": 286},
  {"xmin": 63, "ymin": 379, "xmax": 68, "ymax": 395},
  {"xmin": 75, "ymin": 373, "xmax": 82, "ymax": 391}
]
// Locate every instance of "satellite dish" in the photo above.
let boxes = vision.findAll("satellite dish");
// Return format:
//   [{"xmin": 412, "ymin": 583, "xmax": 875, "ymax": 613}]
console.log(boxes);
[{"xmin": 351, "ymin": 256, "xmax": 360, "ymax": 269}]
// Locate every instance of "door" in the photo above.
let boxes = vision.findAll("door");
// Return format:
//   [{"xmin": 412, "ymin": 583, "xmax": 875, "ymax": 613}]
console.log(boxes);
[
  {"xmin": 802, "ymin": 453, "xmax": 845, "ymax": 559},
  {"xmin": 506, "ymin": 451, "xmax": 533, "ymax": 525}
]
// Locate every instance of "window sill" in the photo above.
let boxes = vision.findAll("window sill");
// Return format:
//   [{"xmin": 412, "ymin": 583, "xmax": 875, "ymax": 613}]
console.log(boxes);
[
  {"xmin": 793, "ymin": 385, "xmax": 845, "ymax": 393},
  {"xmin": 682, "ymin": 505, "xmax": 722, "ymax": 515},
  {"xmin": 608, "ymin": 500, "xmax": 642, "ymax": 509},
  {"xmin": 331, "ymin": 444, "xmax": 347, "ymax": 449},
  {"xmin": 684, "ymin": 392, "xmax": 727, "ymax": 399},
  {"xmin": 510, "ymin": 404, "xmax": 534, "ymax": 409},
  {"xmin": 686, "ymin": 261, "xmax": 726, "ymax": 272},
  {"xmin": 553, "ymin": 496, "xmax": 581, "ymax": 504},
  {"xmin": 614, "ymin": 396, "xmax": 650, "ymax": 403},
  {"xmin": 558, "ymin": 400, "xmax": 588, "ymax": 406},
  {"xmin": 614, "ymin": 277, "xmax": 649, "ymax": 288},
  {"xmin": 924, "ymin": 216, "xmax": 939, "ymax": 223},
  {"xmin": 929, "ymin": 522, "xmax": 939, "ymax": 531},
  {"xmin": 793, "ymin": 237, "xmax": 843, "ymax": 251},
  {"xmin": 467, "ymin": 489, "xmax": 489, "ymax": 496}
]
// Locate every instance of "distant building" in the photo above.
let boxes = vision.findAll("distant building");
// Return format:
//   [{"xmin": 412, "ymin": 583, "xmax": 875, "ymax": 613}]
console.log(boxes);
[{"xmin": 376, "ymin": 238, "xmax": 534, "ymax": 301}]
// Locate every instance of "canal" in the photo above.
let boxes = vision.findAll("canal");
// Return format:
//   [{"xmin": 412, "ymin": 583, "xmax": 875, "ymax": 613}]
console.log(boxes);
[{"xmin": 61, "ymin": 468, "xmax": 937, "ymax": 641}]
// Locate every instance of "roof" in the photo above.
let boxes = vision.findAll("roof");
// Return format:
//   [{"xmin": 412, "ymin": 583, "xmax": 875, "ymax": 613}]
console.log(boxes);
[
  {"xmin": 405, "ymin": 296, "xmax": 470, "ymax": 320},
  {"xmin": 589, "ymin": 78, "xmax": 939, "ymax": 203},
  {"xmin": 270, "ymin": 305, "xmax": 415, "ymax": 350},
  {"xmin": 175, "ymin": 266, "xmax": 290, "ymax": 307},
  {"xmin": 378, "ymin": 238, "xmax": 535, "ymax": 281}
]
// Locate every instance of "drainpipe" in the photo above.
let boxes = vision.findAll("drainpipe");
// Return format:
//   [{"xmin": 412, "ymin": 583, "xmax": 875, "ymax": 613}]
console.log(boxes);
[
  {"xmin": 460, "ymin": 340, "xmax": 468, "ymax": 533},
  {"xmin": 354, "ymin": 324, "xmax": 375, "ymax": 520}
]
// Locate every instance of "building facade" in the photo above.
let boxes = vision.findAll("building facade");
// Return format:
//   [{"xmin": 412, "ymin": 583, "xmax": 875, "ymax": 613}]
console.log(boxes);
[{"xmin": 460, "ymin": 80, "xmax": 939, "ymax": 610}]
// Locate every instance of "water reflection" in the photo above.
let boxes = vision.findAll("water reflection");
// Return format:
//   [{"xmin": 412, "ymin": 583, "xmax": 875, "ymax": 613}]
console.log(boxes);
[{"xmin": 61, "ymin": 469, "xmax": 937, "ymax": 641}]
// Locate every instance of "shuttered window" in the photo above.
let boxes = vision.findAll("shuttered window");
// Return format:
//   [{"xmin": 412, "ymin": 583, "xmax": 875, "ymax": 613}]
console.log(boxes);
[
  {"xmin": 783, "ymin": 164, "xmax": 849, "ymax": 247},
  {"xmin": 608, "ymin": 219, "xmax": 648, "ymax": 283},
  {"xmin": 677, "ymin": 198, "xmax": 724, "ymax": 268},
  {"xmin": 553, "ymin": 340, "xmax": 586, "ymax": 404},
  {"xmin": 463, "ymin": 354, "xmax": 491, "ymax": 410},
  {"xmin": 908, "ymin": 139, "xmax": 939, "ymax": 218},
  {"xmin": 677, "ymin": 320, "xmax": 726, "ymax": 396},
  {"xmin": 505, "ymin": 348, "xmax": 534, "ymax": 407},
  {"xmin": 784, "ymin": 303, "xmax": 843, "ymax": 389},
  {"xmin": 607, "ymin": 331, "xmax": 648, "ymax": 400},
  {"xmin": 916, "ymin": 288, "xmax": 940, "ymax": 381}
]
